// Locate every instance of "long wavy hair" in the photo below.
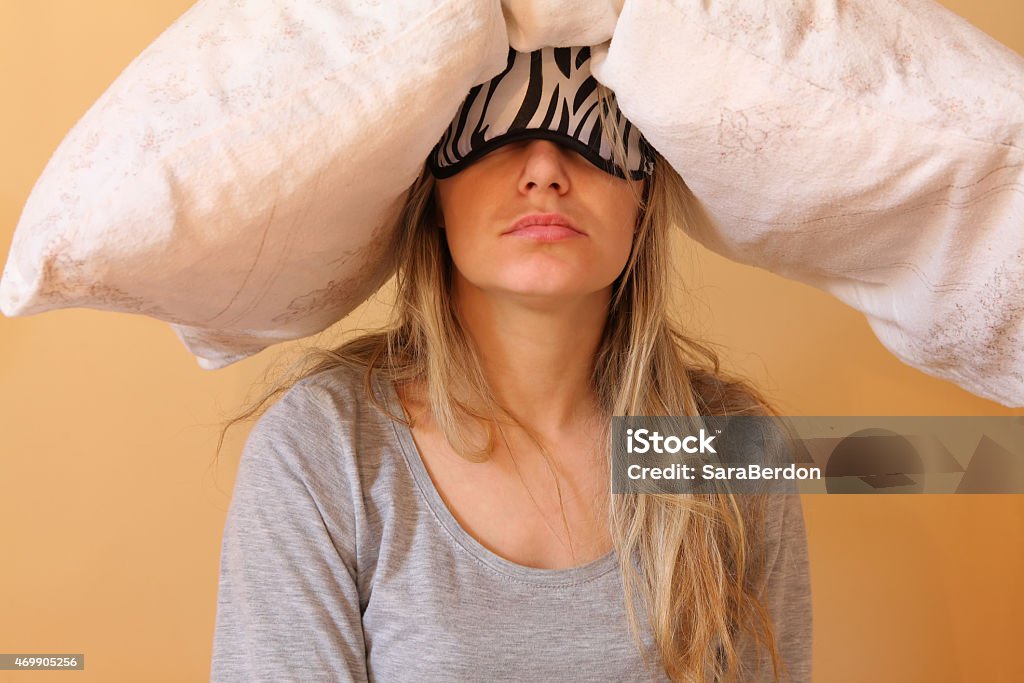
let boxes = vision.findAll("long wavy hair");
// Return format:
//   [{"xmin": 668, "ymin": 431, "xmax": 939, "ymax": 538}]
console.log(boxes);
[{"xmin": 215, "ymin": 84, "xmax": 787, "ymax": 682}]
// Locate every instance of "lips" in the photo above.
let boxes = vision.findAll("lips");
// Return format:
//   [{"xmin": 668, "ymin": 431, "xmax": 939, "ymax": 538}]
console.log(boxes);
[{"xmin": 504, "ymin": 212, "xmax": 583, "ymax": 236}]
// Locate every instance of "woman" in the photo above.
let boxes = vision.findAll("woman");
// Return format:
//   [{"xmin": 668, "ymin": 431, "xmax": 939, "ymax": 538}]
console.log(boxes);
[{"xmin": 211, "ymin": 47, "xmax": 812, "ymax": 682}]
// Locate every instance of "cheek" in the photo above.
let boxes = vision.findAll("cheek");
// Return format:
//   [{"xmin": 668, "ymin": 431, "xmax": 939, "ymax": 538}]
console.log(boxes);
[
  {"xmin": 436, "ymin": 187, "xmax": 480, "ymax": 257},
  {"xmin": 442, "ymin": 218, "xmax": 494, "ymax": 280},
  {"xmin": 443, "ymin": 223, "xmax": 473, "ymax": 261},
  {"xmin": 608, "ymin": 225, "xmax": 637, "ymax": 273},
  {"xmin": 607, "ymin": 200, "xmax": 639, "ymax": 247},
  {"xmin": 599, "ymin": 203, "xmax": 640, "ymax": 277}
]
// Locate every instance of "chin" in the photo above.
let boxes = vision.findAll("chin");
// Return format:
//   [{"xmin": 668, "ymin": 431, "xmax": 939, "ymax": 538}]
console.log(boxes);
[
  {"xmin": 463, "ymin": 265, "xmax": 615, "ymax": 300},
  {"xmin": 496, "ymin": 283, "xmax": 608, "ymax": 302}
]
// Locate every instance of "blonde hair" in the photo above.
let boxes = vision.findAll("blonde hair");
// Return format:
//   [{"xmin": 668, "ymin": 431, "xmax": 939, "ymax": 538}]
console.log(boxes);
[{"xmin": 215, "ymin": 84, "xmax": 788, "ymax": 682}]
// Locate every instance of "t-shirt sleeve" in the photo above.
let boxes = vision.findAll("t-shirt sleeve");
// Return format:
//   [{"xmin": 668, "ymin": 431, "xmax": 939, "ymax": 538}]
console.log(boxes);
[
  {"xmin": 738, "ymin": 492, "xmax": 814, "ymax": 683},
  {"xmin": 211, "ymin": 383, "xmax": 369, "ymax": 683}
]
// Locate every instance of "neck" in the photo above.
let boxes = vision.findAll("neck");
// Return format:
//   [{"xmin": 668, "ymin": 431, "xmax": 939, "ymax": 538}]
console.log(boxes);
[{"xmin": 451, "ymin": 274, "xmax": 609, "ymax": 439}]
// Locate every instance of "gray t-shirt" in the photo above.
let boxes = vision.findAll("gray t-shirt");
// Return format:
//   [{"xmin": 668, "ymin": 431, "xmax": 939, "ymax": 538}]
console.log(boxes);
[{"xmin": 211, "ymin": 363, "xmax": 813, "ymax": 682}]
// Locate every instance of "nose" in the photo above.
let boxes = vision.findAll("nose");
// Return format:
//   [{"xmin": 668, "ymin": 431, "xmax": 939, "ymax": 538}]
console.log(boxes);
[{"xmin": 516, "ymin": 139, "xmax": 571, "ymax": 197}]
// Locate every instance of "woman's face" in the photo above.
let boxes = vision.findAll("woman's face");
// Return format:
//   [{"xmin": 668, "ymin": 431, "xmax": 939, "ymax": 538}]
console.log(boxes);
[{"xmin": 434, "ymin": 139, "xmax": 644, "ymax": 305}]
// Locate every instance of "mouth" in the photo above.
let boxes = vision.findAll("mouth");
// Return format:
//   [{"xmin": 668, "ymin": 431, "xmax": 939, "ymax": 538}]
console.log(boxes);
[{"xmin": 503, "ymin": 213, "xmax": 585, "ymax": 241}]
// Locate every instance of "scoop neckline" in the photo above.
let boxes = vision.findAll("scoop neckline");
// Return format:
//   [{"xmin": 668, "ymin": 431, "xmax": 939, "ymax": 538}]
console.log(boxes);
[{"xmin": 375, "ymin": 372, "xmax": 618, "ymax": 587}]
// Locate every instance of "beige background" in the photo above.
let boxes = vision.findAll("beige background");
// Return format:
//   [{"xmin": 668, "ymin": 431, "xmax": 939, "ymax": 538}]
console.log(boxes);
[{"xmin": 1, "ymin": 1, "xmax": 1022, "ymax": 681}]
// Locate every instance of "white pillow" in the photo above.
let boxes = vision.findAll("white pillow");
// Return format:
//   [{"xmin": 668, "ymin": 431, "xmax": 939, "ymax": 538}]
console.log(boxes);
[
  {"xmin": 0, "ymin": 0, "xmax": 510, "ymax": 369},
  {"xmin": 501, "ymin": 0, "xmax": 621, "ymax": 51},
  {"xmin": 3, "ymin": 0, "xmax": 1022, "ymax": 408},
  {"xmin": 588, "ymin": 0, "xmax": 1024, "ymax": 407}
]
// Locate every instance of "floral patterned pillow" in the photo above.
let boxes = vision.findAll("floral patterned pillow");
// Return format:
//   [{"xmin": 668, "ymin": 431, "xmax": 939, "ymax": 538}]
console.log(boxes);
[
  {"xmin": 589, "ymin": 0, "xmax": 1024, "ymax": 406},
  {"xmin": 2, "ymin": 0, "xmax": 1022, "ymax": 408},
  {"xmin": 0, "ymin": 0, "xmax": 510, "ymax": 369}
]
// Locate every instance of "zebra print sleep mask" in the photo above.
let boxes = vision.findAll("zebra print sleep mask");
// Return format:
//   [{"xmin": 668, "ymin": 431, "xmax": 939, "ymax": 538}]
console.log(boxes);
[{"xmin": 428, "ymin": 46, "xmax": 655, "ymax": 181}]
